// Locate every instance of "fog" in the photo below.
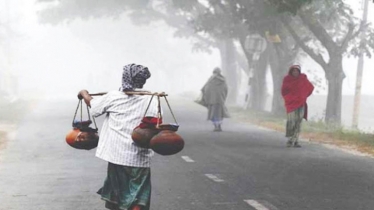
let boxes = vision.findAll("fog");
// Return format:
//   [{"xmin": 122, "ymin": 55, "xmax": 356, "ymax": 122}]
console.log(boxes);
[
  {"xmin": 1, "ymin": 0, "xmax": 374, "ymax": 128},
  {"xmin": 0, "ymin": 0, "xmax": 221, "ymax": 100}
]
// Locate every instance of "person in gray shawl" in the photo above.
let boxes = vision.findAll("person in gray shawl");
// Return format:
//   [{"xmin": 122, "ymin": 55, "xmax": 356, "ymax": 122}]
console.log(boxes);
[{"xmin": 201, "ymin": 67, "xmax": 230, "ymax": 131}]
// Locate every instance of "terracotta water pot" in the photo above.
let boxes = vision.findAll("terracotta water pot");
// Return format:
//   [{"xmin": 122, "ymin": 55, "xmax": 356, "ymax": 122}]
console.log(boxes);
[
  {"xmin": 132, "ymin": 127, "xmax": 160, "ymax": 148},
  {"xmin": 65, "ymin": 128, "xmax": 99, "ymax": 150},
  {"xmin": 150, "ymin": 130, "xmax": 184, "ymax": 155}
]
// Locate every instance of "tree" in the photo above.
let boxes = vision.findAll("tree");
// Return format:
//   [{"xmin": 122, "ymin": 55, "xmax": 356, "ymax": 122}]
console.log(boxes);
[
  {"xmin": 186, "ymin": 0, "xmax": 311, "ymax": 112},
  {"xmin": 182, "ymin": 0, "xmax": 271, "ymax": 110},
  {"xmin": 37, "ymin": 0, "xmax": 314, "ymax": 109},
  {"xmin": 183, "ymin": 0, "xmax": 374, "ymax": 125},
  {"xmin": 37, "ymin": 0, "xmax": 246, "ymax": 103}
]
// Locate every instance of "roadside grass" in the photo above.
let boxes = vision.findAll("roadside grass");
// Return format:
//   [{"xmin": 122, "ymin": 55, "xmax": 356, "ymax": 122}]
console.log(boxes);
[{"xmin": 229, "ymin": 107, "xmax": 374, "ymax": 156}]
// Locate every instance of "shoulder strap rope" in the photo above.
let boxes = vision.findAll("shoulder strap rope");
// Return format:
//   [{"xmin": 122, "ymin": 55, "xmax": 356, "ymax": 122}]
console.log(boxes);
[
  {"xmin": 143, "ymin": 95, "xmax": 155, "ymax": 118},
  {"xmin": 163, "ymin": 96, "xmax": 178, "ymax": 125},
  {"xmin": 72, "ymin": 100, "xmax": 81, "ymax": 126}
]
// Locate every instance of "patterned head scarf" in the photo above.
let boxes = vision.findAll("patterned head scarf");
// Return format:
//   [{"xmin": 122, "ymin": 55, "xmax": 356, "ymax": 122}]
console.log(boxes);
[{"xmin": 122, "ymin": 64, "xmax": 151, "ymax": 90}]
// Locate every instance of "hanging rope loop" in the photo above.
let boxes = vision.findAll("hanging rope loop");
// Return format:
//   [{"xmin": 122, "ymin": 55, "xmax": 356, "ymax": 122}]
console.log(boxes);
[
  {"xmin": 129, "ymin": 92, "xmax": 179, "ymax": 131},
  {"xmin": 72, "ymin": 99, "xmax": 98, "ymax": 132}
]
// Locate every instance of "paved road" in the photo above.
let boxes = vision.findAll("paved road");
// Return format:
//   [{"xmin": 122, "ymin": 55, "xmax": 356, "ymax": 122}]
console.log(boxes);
[{"xmin": 1, "ymin": 97, "xmax": 374, "ymax": 210}]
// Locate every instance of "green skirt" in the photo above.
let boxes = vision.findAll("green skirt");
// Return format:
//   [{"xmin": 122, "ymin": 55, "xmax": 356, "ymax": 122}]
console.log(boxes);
[
  {"xmin": 285, "ymin": 106, "xmax": 305, "ymax": 138},
  {"xmin": 97, "ymin": 163, "xmax": 151, "ymax": 210}
]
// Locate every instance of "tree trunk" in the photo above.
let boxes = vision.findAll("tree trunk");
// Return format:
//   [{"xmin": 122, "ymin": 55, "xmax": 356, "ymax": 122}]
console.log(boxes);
[
  {"xmin": 268, "ymin": 44, "xmax": 290, "ymax": 116},
  {"xmin": 218, "ymin": 39, "xmax": 238, "ymax": 105},
  {"xmin": 250, "ymin": 47, "xmax": 268, "ymax": 111},
  {"xmin": 325, "ymin": 56, "xmax": 344, "ymax": 125}
]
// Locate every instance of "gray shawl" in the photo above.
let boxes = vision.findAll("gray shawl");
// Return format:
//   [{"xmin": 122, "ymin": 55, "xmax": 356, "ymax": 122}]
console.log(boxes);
[{"xmin": 201, "ymin": 74, "xmax": 228, "ymax": 105}]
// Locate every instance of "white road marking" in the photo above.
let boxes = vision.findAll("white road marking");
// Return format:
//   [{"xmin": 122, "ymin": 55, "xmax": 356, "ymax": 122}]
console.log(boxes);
[
  {"xmin": 244, "ymin": 200, "xmax": 270, "ymax": 210},
  {"xmin": 181, "ymin": 156, "xmax": 195, "ymax": 162},
  {"xmin": 205, "ymin": 174, "xmax": 224, "ymax": 182}
]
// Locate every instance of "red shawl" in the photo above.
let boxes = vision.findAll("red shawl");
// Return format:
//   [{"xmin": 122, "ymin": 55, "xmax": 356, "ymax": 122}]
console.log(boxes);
[{"xmin": 281, "ymin": 70, "xmax": 314, "ymax": 120}]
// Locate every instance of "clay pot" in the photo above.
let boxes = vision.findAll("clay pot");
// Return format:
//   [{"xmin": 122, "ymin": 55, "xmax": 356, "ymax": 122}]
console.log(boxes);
[
  {"xmin": 132, "ymin": 127, "xmax": 160, "ymax": 148},
  {"xmin": 65, "ymin": 128, "xmax": 99, "ymax": 150},
  {"xmin": 150, "ymin": 130, "xmax": 184, "ymax": 155}
]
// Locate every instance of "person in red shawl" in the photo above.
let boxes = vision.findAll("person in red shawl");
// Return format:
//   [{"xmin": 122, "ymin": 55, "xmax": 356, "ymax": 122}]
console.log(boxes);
[{"xmin": 281, "ymin": 65, "xmax": 314, "ymax": 147}]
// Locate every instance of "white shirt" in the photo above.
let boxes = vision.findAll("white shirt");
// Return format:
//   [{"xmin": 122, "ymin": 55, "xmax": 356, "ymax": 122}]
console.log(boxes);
[{"xmin": 90, "ymin": 90, "xmax": 159, "ymax": 167}]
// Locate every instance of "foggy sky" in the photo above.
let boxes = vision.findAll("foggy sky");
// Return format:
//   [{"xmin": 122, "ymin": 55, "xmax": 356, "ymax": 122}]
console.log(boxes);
[
  {"xmin": 1, "ymin": 0, "xmax": 374, "ymax": 101},
  {"xmin": 1, "ymin": 0, "xmax": 221, "ymax": 100}
]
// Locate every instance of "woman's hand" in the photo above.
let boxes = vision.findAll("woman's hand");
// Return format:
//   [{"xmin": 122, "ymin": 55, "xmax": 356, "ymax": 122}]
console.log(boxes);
[{"xmin": 77, "ymin": 89, "xmax": 93, "ymax": 107}]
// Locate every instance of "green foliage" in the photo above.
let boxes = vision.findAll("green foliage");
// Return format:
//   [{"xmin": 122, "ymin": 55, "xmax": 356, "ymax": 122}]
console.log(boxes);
[
  {"xmin": 348, "ymin": 26, "xmax": 374, "ymax": 58},
  {"xmin": 35, "ymin": 0, "xmax": 315, "ymax": 52},
  {"xmin": 292, "ymin": 0, "xmax": 374, "ymax": 58},
  {"xmin": 171, "ymin": 0, "xmax": 199, "ymax": 11},
  {"xmin": 37, "ymin": 0, "xmax": 373, "ymax": 57},
  {"xmin": 37, "ymin": 0, "xmax": 219, "ymax": 52},
  {"xmin": 172, "ymin": 0, "xmax": 313, "ymax": 39},
  {"xmin": 265, "ymin": 0, "xmax": 313, "ymax": 14}
]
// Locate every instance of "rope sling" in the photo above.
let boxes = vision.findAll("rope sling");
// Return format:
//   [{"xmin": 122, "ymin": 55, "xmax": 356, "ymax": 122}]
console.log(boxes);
[{"xmin": 72, "ymin": 99, "xmax": 98, "ymax": 131}]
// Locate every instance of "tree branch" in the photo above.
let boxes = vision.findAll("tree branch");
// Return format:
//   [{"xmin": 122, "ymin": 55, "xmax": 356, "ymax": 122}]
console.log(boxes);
[
  {"xmin": 147, "ymin": 9, "xmax": 217, "ymax": 48},
  {"xmin": 281, "ymin": 15, "xmax": 327, "ymax": 68},
  {"xmin": 351, "ymin": 21, "xmax": 367, "ymax": 39},
  {"xmin": 298, "ymin": 11, "xmax": 338, "ymax": 53},
  {"xmin": 339, "ymin": 22, "xmax": 355, "ymax": 53}
]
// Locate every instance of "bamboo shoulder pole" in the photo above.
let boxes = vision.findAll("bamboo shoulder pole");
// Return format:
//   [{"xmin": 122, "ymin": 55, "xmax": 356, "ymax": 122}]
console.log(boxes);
[{"xmin": 89, "ymin": 91, "xmax": 168, "ymax": 97}]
